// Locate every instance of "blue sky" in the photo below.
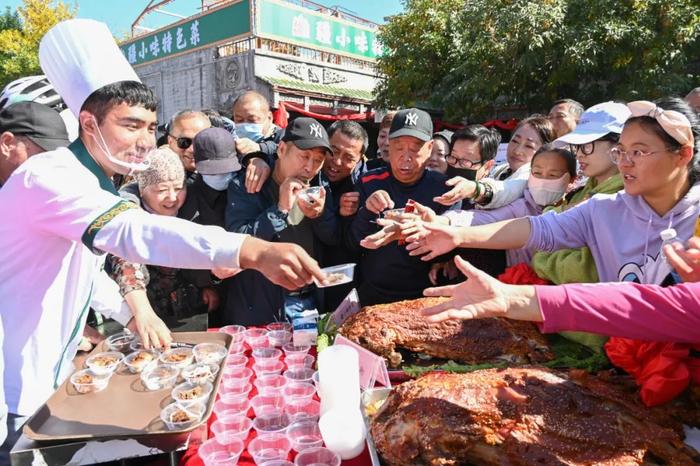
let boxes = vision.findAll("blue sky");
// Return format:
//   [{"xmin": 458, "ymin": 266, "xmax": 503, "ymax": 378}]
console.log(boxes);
[{"xmin": 4, "ymin": 0, "xmax": 403, "ymax": 38}]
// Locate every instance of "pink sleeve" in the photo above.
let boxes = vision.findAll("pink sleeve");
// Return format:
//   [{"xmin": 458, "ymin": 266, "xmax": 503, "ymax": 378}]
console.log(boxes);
[{"xmin": 535, "ymin": 282, "xmax": 700, "ymax": 343}]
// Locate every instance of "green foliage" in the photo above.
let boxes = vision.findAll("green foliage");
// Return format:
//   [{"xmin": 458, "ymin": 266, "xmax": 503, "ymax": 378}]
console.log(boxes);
[
  {"xmin": 0, "ymin": 7, "xmax": 22, "ymax": 32},
  {"xmin": 376, "ymin": 0, "xmax": 700, "ymax": 120}
]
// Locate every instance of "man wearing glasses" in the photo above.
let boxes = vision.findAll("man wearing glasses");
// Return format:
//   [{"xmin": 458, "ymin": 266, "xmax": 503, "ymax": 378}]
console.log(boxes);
[{"xmin": 167, "ymin": 109, "xmax": 211, "ymax": 183}]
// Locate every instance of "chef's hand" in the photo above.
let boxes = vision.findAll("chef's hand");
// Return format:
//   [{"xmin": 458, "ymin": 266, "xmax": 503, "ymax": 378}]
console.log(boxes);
[
  {"xmin": 245, "ymin": 158, "xmax": 271, "ymax": 193},
  {"xmin": 339, "ymin": 192, "xmax": 360, "ymax": 217},
  {"xmin": 79, "ymin": 324, "xmax": 105, "ymax": 352},
  {"xmin": 404, "ymin": 222, "xmax": 463, "ymax": 260},
  {"xmin": 236, "ymin": 137, "xmax": 261, "ymax": 155},
  {"xmin": 201, "ymin": 287, "xmax": 220, "ymax": 312},
  {"xmin": 126, "ymin": 305, "xmax": 172, "ymax": 350},
  {"xmin": 278, "ymin": 177, "xmax": 306, "ymax": 213},
  {"xmin": 298, "ymin": 187, "xmax": 326, "ymax": 219},
  {"xmin": 433, "ymin": 177, "xmax": 477, "ymax": 206},
  {"xmin": 665, "ymin": 236, "xmax": 700, "ymax": 283},
  {"xmin": 366, "ymin": 190, "xmax": 394, "ymax": 214},
  {"xmin": 422, "ymin": 257, "xmax": 542, "ymax": 323},
  {"xmin": 239, "ymin": 237, "xmax": 326, "ymax": 290}
]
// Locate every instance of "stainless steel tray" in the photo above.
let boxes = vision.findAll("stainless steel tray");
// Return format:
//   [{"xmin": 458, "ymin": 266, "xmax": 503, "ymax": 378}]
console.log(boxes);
[{"xmin": 360, "ymin": 387, "xmax": 392, "ymax": 466}]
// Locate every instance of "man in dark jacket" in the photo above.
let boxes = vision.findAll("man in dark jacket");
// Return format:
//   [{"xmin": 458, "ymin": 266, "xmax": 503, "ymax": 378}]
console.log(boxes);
[
  {"xmin": 224, "ymin": 117, "xmax": 337, "ymax": 325},
  {"xmin": 349, "ymin": 108, "xmax": 459, "ymax": 306}
]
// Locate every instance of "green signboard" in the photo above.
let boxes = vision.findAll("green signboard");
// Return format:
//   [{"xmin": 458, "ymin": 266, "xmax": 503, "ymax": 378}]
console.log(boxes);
[
  {"xmin": 256, "ymin": 0, "xmax": 382, "ymax": 61},
  {"xmin": 120, "ymin": 0, "xmax": 251, "ymax": 66}
]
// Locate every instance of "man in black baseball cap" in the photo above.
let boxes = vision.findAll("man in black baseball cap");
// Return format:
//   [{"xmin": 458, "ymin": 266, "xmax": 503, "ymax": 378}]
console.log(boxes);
[
  {"xmin": 0, "ymin": 101, "xmax": 69, "ymax": 185},
  {"xmin": 224, "ymin": 116, "xmax": 337, "ymax": 325}
]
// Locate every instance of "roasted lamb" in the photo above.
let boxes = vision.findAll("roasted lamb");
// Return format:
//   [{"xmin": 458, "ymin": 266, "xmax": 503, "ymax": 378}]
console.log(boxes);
[
  {"xmin": 369, "ymin": 368, "xmax": 700, "ymax": 466},
  {"xmin": 338, "ymin": 297, "xmax": 553, "ymax": 367}
]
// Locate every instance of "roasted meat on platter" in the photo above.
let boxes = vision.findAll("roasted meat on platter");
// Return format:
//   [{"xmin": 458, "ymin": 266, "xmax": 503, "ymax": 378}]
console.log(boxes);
[
  {"xmin": 369, "ymin": 368, "xmax": 700, "ymax": 466},
  {"xmin": 338, "ymin": 297, "xmax": 553, "ymax": 367}
]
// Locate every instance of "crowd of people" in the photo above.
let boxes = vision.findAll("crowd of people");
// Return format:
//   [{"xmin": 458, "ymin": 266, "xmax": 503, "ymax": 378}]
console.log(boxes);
[{"xmin": 0, "ymin": 15, "xmax": 699, "ymax": 462}]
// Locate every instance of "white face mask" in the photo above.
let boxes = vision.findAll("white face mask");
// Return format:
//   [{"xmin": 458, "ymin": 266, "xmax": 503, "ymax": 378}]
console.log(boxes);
[
  {"xmin": 527, "ymin": 173, "xmax": 570, "ymax": 206},
  {"xmin": 202, "ymin": 173, "xmax": 233, "ymax": 191},
  {"xmin": 90, "ymin": 117, "xmax": 151, "ymax": 175}
]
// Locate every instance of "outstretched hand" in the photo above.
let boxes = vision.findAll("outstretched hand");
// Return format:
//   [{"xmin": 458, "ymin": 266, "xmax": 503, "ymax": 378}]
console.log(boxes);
[{"xmin": 405, "ymin": 222, "xmax": 463, "ymax": 260}]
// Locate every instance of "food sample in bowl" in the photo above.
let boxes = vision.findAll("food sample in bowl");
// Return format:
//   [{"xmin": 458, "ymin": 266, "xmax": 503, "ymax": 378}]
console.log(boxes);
[
  {"xmin": 159, "ymin": 347, "xmax": 194, "ymax": 368},
  {"xmin": 314, "ymin": 263, "xmax": 355, "ymax": 288},
  {"xmin": 193, "ymin": 342, "xmax": 227, "ymax": 365},
  {"xmin": 85, "ymin": 351, "xmax": 123, "ymax": 375},
  {"xmin": 160, "ymin": 401, "xmax": 205, "ymax": 430},
  {"xmin": 172, "ymin": 381, "xmax": 213, "ymax": 407},
  {"xmin": 182, "ymin": 362, "xmax": 219, "ymax": 384},
  {"xmin": 141, "ymin": 363, "xmax": 180, "ymax": 391},
  {"xmin": 70, "ymin": 369, "xmax": 111, "ymax": 394},
  {"xmin": 123, "ymin": 349, "xmax": 159, "ymax": 373},
  {"xmin": 106, "ymin": 331, "xmax": 136, "ymax": 352}
]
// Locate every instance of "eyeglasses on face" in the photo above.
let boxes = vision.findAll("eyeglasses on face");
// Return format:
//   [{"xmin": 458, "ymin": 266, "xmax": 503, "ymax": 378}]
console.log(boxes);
[
  {"xmin": 608, "ymin": 146, "xmax": 672, "ymax": 165},
  {"xmin": 445, "ymin": 154, "xmax": 483, "ymax": 169},
  {"xmin": 169, "ymin": 134, "xmax": 193, "ymax": 150}
]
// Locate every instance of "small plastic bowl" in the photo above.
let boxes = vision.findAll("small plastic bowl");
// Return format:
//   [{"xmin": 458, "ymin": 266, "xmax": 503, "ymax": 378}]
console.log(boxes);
[
  {"xmin": 106, "ymin": 331, "xmax": 136, "ymax": 353},
  {"xmin": 294, "ymin": 447, "xmax": 340, "ymax": 466},
  {"xmin": 122, "ymin": 349, "xmax": 159, "ymax": 374},
  {"xmin": 253, "ymin": 410, "xmax": 291, "ymax": 436},
  {"xmin": 193, "ymin": 342, "xmax": 227, "ymax": 365},
  {"xmin": 268, "ymin": 330, "xmax": 293, "ymax": 348},
  {"xmin": 181, "ymin": 362, "xmax": 219, "ymax": 384},
  {"xmin": 248, "ymin": 433, "xmax": 292, "ymax": 465},
  {"xmin": 252, "ymin": 348, "xmax": 282, "ymax": 362},
  {"xmin": 254, "ymin": 374, "xmax": 287, "ymax": 395},
  {"xmin": 222, "ymin": 366, "xmax": 254, "ymax": 382},
  {"xmin": 221, "ymin": 380, "xmax": 252, "ymax": 398},
  {"xmin": 228, "ymin": 341, "xmax": 247, "ymax": 355},
  {"xmin": 286, "ymin": 420, "xmax": 323, "ymax": 452},
  {"xmin": 297, "ymin": 186, "xmax": 322, "ymax": 204},
  {"xmin": 220, "ymin": 325, "xmax": 246, "ymax": 344},
  {"xmin": 171, "ymin": 381, "xmax": 213, "ymax": 407},
  {"xmin": 160, "ymin": 401, "xmax": 205, "ymax": 431},
  {"xmin": 314, "ymin": 263, "xmax": 355, "ymax": 288},
  {"xmin": 266, "ymin": 322, "xmax": 293, "ymax": 333},
  {"xmin": 251, "ymin": 394, "xmax": 286, "ymax": 417},
  {"xmin": 245, "ymin": 328, "xmax": 270, "ymax": 350},
  {"xmin": 198, "ymin": 437, "xmax": 244, "ymax": 466},
  {"xmin": 285, "ymin": 399, "xmax": 321, "ymax": 422},
  {"xmin": 85, "ymin": 351, "xmax": 124, "ymax": 375},
  {"xmin": 214, "ymin": 400, "xmax": 250, "ymax": 418},
  {"xmin": 224, "ymin": 354, "xmax": 249, "ymax": 370},
  {"xmin": 159, "ymin": 347, "xmax": 194, "ymax": 369},
  {"xmin": 285, "ymin": 354, "xmax": 314, "ymax": 370},
  {"xmin": 282, "ymin": 344, "xmax": 310, "ymax": 359},
  {"xmin": 282, "ymin": 382, "xmax": 315, "ymax": 403},
  {"xmin": 141, "ymin": 363, "xmax": 180, "ymax": 391},
  {"xmin": 253, "ymin": 359, "xmax": 285, "ymax": 377},
  {"xmin": 382, "ymin": 207, "xmax": 405, "ymax": 220},
  {"xmin": 211, "ymin": 415, "xmax": 253, "ymax": 443},
  {"xmin": 283, "ymin": 368, "xmax": 315, "ymax": 384},
  {"xmin": 70, "ymin": 369, "xmax": 111, "ymax": 394}
]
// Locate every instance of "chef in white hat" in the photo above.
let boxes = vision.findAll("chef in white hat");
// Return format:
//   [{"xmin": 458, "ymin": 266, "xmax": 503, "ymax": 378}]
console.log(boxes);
[{"xmin": 0, "ymin": 19, "xmax": 325, "ymax": 454}]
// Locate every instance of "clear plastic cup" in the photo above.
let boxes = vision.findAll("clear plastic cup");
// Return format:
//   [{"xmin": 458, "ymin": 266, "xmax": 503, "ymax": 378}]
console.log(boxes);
[
  {"xmin": 171, "ymin": 381, "xmax": 213, "ymax": 407},
  {"xmin": 222, "ymin": 366, "xmax": 254, "ymax": 383},
  {"xmin": 220, "ymin": 324, "xmax": 246, "ymax": 345},
  {"xmin": 266, "ymin": 322, "xmax": 293, "ymax": 333},
  {"xmin": 159, "ymin": 347, "xmax": 194, "ymax": 369},
  {"xmin": 106, "ymin": 331, "xmax": 136, "ymax": 353},
  {"xmin": 70, "ymin": 369, "xmax": 111, "ymax": 394},
  {"xmin": 224, "ymin": 354, "xmax": 248, "ymax": 370},
  {"xmin": 251, "ymin": 394, "xmax": 286, "ymax": 417},
  {"xmin": 221, "ymin": 380, "xmax": 252, "ymax": 398},
  {"xmin": 245, "ymin": 328, "xmax": 270, "ymax": 350},
  {"xmin": 285, "ymin": 354, "xmax": 314, "ymax": 370},
  {"xmin": 286, "ymin": 420, "xmax": 323, "ymax": 452},
  {"xmin": 141, "ymin": 363, "xmax": 180, "ymax": 391},
  {"xmin": 198, "ymin": 437, "xmax": 244, "ymax": 466},
  {"xmin": 248, "ymin": 433, "xmax": 292, "ymax": 465},
  {"xmin": 283, "ymin": 368, "xmax": 315, "ymax": 384},
  {"xmin": 253, "ymin": 359, "xmax": 285, "ymax": 377},
  {"xmin": 253, "ymin": 410, "xmax": 291, "ymax": 435},
  {"xmin": 193, "ymin": 342, "xmax": 227, "ymax": 365},
  {"xmin": 294, "ymin": 447, "xmax": 341, "ymax": 466},
  {"xmin": 252, "ymin": 348, "xmax": 282, "ymax": 362},
  {"xmin": 85, "ymin": 351, "xmax": 123, "ymax": 375},
  {"xmin": 268, "ymin": 330, "xmax": 293, "ymax": 348},
  {"xmin": 214, "ymin": 399, "xmax": 250, "ymax": 418},
  {"xmin": 122, "ymin": 349, "xmax": 159, "ymax": 374},
  {"xmin": 282, "ymin": 344, "xmax": 310, "ymax": 359},
  {"xmin": 314, "ymin": 263, "xmax": 355, "ymax": 288},
  {"xmin": 285, "ymin": 399, "xmax": 321, "ymax": 422},
  {"xmin": 211, "ymin": 415, "xmax": 253, "ymax": 443},
  {"xmin": 282, "ymin": 382, "xmax": 315, "ymax": 404},
  {"xmin": 382, "ymin": 207, "xmax": 405, "ymax": 220},
  {"xmin": 311, "ymin": 371, "xmax": 320, "ymax": 391},
  {"xmin": 261, "ymin": 461, "xmax": 294, "ymax": 466},
  {"xmin": 181, "ymin": 362, "xmax": 219, "ymax": 384},
  {"xmin": 254, "ymin": 374, "xmax": 287, "ymax": 395},
  {"xmin": 160, "ymin": 401, "xmax": 205, "ymax": 430},
  {"xmin": 229, "ymin": 341, "xmax": 246, "ymax": 355}
]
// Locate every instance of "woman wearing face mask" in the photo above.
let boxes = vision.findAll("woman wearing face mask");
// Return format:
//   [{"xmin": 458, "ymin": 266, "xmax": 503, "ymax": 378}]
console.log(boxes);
[
  {"xmin": 434, "ymin": 116, "xmax": 554, "ymax": 209},
  {"xmin": 109, "ymin": 147, "xmax": 221, "ymax": 331},
  {"xmin": 408, "ymin": 97, "xmax": 700, "ymax": 289},
  {"xmin": 531, "ymin": 102, "xmax": 629, "ymax": 285}
]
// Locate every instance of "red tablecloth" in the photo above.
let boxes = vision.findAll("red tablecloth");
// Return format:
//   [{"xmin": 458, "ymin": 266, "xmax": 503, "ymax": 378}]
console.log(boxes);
[{"xmin": 179, "ymin": 333, "xmax": 373, "ymax": 466}]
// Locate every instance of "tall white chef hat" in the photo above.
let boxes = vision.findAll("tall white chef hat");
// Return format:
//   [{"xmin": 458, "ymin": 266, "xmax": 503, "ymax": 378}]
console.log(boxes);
[{"xmin": 39, "ymin": 19, "xmax": 141, "ymax": 119}]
